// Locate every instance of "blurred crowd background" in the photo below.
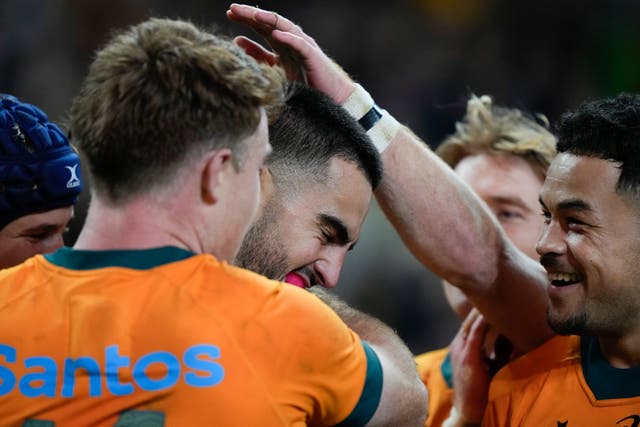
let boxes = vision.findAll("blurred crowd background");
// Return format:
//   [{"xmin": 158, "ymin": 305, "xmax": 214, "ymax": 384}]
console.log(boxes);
[{"xmin": 2, "ymin": 0, "xmax": 639, "ymax": 354}]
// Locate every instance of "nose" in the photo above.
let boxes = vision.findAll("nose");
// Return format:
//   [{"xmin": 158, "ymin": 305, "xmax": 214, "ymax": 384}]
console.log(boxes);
[
  {"xmin": 535, "ymin": 219, "xmax": 565, "ymax": 258},
  {"xmin": 313, "ymin": 247, "xmax": 349, "ymax": 289}
]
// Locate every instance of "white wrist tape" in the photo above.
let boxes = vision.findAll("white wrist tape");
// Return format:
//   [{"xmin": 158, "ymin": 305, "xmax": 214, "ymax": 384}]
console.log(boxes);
[
  {"xmin": 341, "ymin": 83, "xmax": 374, "ymax": 120},
  {"xmin": 367, "ymin": 107, "xmax": 400, "ymax": 153},
  {"xmin": 341, "ymin": 84, "xmax": 400, "ymax": 153}
]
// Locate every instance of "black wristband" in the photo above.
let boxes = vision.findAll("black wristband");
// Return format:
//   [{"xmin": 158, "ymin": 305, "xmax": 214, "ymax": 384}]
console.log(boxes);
[{"xmin": 358, "ymin": 104, "xmax": 383, "ymax": 131}]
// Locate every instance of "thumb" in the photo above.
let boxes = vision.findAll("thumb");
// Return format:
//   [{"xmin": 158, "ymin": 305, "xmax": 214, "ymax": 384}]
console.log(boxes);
[{"xmin": 234, "ymin": 36, "xmax": 279, "ymax": 66}]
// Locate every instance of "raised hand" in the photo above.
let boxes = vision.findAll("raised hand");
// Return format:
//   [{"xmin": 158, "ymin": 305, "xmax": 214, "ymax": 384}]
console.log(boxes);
[
  {"xmin": 227, "ymin": 3, "xmax": 355, "ymax": 103},
  {"xmin": 447, "ymin": 308, "xmax": 492, "ymax": 426}
]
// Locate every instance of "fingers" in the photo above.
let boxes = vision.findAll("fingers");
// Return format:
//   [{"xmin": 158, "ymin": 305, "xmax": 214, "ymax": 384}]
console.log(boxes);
[
  {"xmin": 459, "ymin": 308, "xmax": 480, "ymax": 340},
  {"xmin": 227, "ymin": 7, "xmax": 273, "ymax": 38},
  {"xmin": 466, "ymin": 311, "xmax": 490, "ymax": 350},
  {"xmin": 233, "ymin": 36, "xmax": 279, "ymax": 66},
  {"xmin": 228, "ymin": 4, "xmax": 311, "ymax": 83},
  {"xmin": 269, "ymin": 30, "xmax": 315, "ymax": 66},
  {"xmin": 227, "ymin": 4, "xmax": 318, "ymax": 47},
  {"xmin": 227, "ymin": 3, "xmax": 354, "ymax": 103},
  {"xmin": 454, "ymin": 308, "xmax": 489, "ymax": 358}
]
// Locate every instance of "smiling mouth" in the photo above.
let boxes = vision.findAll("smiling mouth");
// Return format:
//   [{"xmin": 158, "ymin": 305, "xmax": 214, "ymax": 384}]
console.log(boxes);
[{"xmin": 548, "ymin": 272, "xmax": 582, "ymax": 287}]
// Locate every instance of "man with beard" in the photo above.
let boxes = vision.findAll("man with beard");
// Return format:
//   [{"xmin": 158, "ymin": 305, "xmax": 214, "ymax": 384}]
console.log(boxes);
[
  {"xmin": 235, "ymin": 82, "xmax": 429, "ymax": 425},
  {"xmin": 0, "ymin": 18, "xmax": 426, "ymax": 426},
  {"xmin": 480, "ymin": 94, "xmax": 640, "ymax": 425},
  {"xmin": 229, "ymin": 4, "xmax": 640, "ymax": 425},
  {"xmin": 235, "ymin": 82, "xmax": 383, "ymax": 290},
  {"xmin": 415, "ymin": 94, "xmax": 557, "ymax": 427}
]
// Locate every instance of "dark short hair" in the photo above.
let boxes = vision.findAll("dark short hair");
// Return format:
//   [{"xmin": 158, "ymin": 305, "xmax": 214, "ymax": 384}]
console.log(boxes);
[
  {"xmin": 267, "ymin": 83, "xmax": 382, "ymax": 190},
  {"xmin": 557, "ymin": 93, "xmax": 640, "ymax": 195},
  {"xmin": 70, "ymin": 18, "xmax": 284, "ymax": 203}
]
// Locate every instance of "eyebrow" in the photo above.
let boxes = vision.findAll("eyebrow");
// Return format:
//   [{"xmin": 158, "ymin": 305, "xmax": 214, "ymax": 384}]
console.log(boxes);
[
  {"xmin": 23, "ymin": 216, "xmax": 74, "ymax": 235},
  {"xmin": 317, "ymin": 214, "xmax": 352, "ymax": 247},
  {"xmin": 539, "ymin": 196, "xmax": 593, "ymax": 213},
  {"xmin": 22, "ymin": 223, "xmax": 63, "ymax": 235},
  {"xmin": 489, "ymin": 195, "xmax": 532, "ymax": 211}
]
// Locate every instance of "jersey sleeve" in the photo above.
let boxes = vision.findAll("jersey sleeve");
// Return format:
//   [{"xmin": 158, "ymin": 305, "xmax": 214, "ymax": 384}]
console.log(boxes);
[
  {"xmin": 243, "ymin": 282, "xmax": 384, "ymax": 426},
  {"xmin": 415, "ymin": 348, "xmax": 454, "ymax": 427},
  {"xmin": 333, "ymin": 340, "xmax": 382, "ymax": 427}
]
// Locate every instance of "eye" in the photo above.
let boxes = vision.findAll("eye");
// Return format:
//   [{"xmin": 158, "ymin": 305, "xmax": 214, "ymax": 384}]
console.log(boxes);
[
  {"xmin": 21, "ymin": 223, "xmax": 67, "ymax": 244},
  {"xmin": 541, "ymin": 210, "xmax": 551, "ymax": 224},
  {"xmin": 25, "ymin": 231, "xmax": 57, "ymax": 244},
  {"xmin": 319, "ymin": 229, "xmax": 331, "ymax": 244},
  {"xmin": 496, "ymin": 209, "xmax": 524, "ymax": 221},
  {"xmin": 565, "ymin": 217, "xmax": 587, "ymax": 230}
]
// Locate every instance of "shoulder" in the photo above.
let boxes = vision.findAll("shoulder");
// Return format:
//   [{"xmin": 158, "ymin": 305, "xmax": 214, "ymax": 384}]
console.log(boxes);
[
  {"xmin": 489, "ymin": 335, "xmax": 580, "ymax": 401},
  {"xmin": 195, "ymin": 259, "xmax": 358, "ymax": 344},
  {"xmin": 0, "ymin": 255, "xmax": 48, "ymax": 303},
  {"xmin": 415, "ymin": 347, "xmax": 449, "ymax": 373},
  {"xmin": 415, "ymin": 347, "xmax": 450, "ymax": 384}
]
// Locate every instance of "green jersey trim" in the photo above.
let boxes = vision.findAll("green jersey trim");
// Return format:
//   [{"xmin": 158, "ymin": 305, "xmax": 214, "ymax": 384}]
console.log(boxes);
[
  {"xmin": 335, "ymin": 340, "xmax": 383, "ymax": 427},
  {"xmin": 581, "ymin": 335, "xmax": 640, "ymax": 399},
  {"xmin": 45, "ymin": 246, "xmax": 195, "ymax": 270}
]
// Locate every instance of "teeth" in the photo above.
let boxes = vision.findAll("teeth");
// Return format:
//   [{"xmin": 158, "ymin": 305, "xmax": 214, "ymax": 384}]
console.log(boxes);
[{"xmin": 548, "ymin": 272, "xmax": 580, "ymax": 282}]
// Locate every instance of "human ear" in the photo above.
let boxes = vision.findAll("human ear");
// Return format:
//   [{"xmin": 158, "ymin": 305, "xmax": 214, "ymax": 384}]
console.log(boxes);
[
  {"xmin": 200, "ymin": 148, "xmax": 233, "ymax": 205},
  {"xmin": 259, "ymin": 166, "xmax": 274, "ymax": 198}
]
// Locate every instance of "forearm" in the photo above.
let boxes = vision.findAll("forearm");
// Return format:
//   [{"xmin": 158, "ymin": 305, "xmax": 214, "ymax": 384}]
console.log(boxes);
[
  {"xmin": 310, "ymin": 287, "xmax": 428, "ymax": 426},
  {"xmin": 310, "ymin": 287, "xmax": 417, "ymax": 375},
  {"xmin": 375, "ymin": 127, "xmax": 553, "ymax": 352},
  {"xmin": 375, "ymin": 126, "xmax": 503, "ymax": 291}
]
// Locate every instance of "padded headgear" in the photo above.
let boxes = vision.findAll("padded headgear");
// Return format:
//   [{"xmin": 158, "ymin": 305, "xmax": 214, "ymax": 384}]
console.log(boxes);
[{"xmin": 0, "ymin": 94, "xmax": 82, "ymax": 230}]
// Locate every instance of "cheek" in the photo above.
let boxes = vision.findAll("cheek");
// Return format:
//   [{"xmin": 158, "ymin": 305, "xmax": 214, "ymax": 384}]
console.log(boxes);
[
  {"xmin": 283, "ymin": 238, "xmax": 323, "ymax": 266},
  {"xmin": 504, "ymin": 219, "xmax": 546, "ymax": 260},
  {"xmin": 0, "ymin": 239, "xmax": 42, "ymax": 268}
]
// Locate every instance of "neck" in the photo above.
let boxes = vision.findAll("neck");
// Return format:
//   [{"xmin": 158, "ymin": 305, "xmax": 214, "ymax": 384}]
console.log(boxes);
[
  {"xmin": 598, "ymin": 327, "xmax": 640, "ymax": 368},
  {"xmin": 74, "ymin": 195, "xmax": 204, "ymax": 253}
]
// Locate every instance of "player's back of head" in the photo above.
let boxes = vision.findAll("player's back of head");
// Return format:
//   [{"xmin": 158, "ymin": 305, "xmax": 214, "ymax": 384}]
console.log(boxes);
[{"xmin": 70, "ymin": 17, "xmax": 285, "ymax": 204}]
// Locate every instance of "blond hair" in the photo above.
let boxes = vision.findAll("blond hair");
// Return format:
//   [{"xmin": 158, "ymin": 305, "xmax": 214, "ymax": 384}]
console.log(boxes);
[{"xmin": 436, "ymin": 95, "xmax": 557, "ymax": 177}]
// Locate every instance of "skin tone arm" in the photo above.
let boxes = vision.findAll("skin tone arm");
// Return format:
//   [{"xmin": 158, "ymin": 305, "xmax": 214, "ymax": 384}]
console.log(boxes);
[
  {"xmin": 310, "ymin": 287, "xmax": 428, "ymax": 427},
  {"xmin": 227, "ymin": 4, "xmax": 554, "ymax": 354}
]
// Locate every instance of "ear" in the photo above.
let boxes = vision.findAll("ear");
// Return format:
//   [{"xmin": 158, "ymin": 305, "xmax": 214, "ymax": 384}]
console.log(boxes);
[
  {"xmin": 259, "ymin": 166, "xmax": 274, "ymax": 203},
  {"xmin": 201, "ymin": 148, "xmax": 233, "ymax": 205}
]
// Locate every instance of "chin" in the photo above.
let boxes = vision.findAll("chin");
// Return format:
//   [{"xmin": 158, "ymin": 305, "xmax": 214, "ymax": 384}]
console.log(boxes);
[{"xmin": 547, "ymin": 307, "xmax": 588, "ymax": 335}]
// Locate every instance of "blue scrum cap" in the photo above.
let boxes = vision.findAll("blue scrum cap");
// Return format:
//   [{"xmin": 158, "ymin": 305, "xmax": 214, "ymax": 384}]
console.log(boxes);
[{"xmin": 0, "ymin": 94, "xmax": 82, "ymax": 230}]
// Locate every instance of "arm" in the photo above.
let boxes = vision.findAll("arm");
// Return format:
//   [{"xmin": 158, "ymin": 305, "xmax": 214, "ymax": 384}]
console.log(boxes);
[
  {"xmin": 375, "ymin": 127, "xmax": 553, "ymax": 353},
  {"xmin": 226, "ymin": 4, "xmax": 553, "ymax": 353},
  {"xmin": 310, "ymin": 287, "xmax": 428, "ymax": 427}
]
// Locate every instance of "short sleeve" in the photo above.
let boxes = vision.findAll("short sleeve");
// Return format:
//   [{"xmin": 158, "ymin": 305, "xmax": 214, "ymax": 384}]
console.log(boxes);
[
  {"xmin": 333, "ymin": 340, "xmax": 382, "ymax": 427},
  {"xmin": 240, "ymin": 282, "xmax": 384, "ymax": 426}
]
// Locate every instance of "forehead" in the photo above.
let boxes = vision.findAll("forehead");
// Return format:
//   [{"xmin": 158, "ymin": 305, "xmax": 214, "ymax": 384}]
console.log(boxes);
[
  {"xmin": 455, "ymin": 153, "xmax": 543, "ymax": 197},
  {"xmin": 541, "ymin": 153, "xmax": 621, "ymax": 207}
]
